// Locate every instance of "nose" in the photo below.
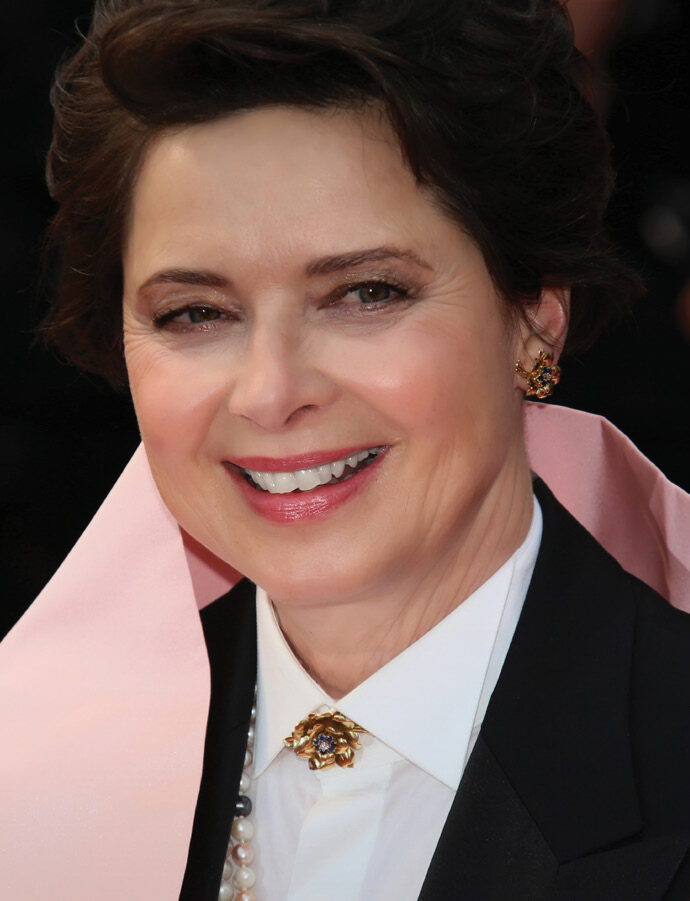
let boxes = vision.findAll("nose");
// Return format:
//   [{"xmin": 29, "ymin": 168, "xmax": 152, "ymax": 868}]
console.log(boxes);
[{"xmin": 226, "ymin": 321, "xmax": 336, "ymax": 431}]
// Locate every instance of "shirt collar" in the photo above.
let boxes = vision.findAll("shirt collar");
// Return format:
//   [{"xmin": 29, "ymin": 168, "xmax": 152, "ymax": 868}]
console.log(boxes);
[{"xmin": 254, "ymin": 497, "xmax": 542, "ymax": 789}]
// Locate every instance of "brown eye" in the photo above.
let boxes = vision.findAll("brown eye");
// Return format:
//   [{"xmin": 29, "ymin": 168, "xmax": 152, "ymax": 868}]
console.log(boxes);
[{"xmin": 356, "ymin": 284, "xmax": 393, "ymax": 304}]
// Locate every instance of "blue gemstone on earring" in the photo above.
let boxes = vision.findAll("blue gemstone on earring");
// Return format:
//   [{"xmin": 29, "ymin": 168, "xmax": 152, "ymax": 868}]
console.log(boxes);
[
  {"xmin": 235, "ymin": 795, "xmax": 252, "ymax": 817},
  {"xmin": 314, "ymin": 734, "xmax": 336, "ymax": 756},
  {"xmin": 539, "ymin": 369, "xmax": 553, "ymax": 383}
]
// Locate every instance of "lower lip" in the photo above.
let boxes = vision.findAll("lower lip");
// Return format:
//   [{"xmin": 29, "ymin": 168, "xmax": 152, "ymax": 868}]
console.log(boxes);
[{"xmin": 224, "ymin": 452, "xmax": 387, "ymax": 523}]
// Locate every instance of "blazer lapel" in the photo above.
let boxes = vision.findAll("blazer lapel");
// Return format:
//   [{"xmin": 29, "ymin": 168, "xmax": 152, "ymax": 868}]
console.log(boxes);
[
  {"xmin": 420, "ymin": 480, "xmax": 689, "ymax": 900},
  {"xmin": 179, "ymin": 578, "xmax": 257, "ymax": 901},
  {"xmin": 418, "ymin": 732, "xmax": 558, "ymax": 900}
]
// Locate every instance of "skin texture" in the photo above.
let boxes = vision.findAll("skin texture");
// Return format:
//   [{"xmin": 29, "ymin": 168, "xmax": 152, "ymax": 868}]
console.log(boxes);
[{"xmin": 123, "ymin": 106, "xmax": 566, "ymax": 697}]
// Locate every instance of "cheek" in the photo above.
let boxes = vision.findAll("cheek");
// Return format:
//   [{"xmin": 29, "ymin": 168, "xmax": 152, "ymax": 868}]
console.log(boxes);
[
  {"xmin": 321, "ymin": 313, "xmax": 515, "ymax": 445},
  {"xmin": 124, "ymin": 338, "xmax": 228, "ymax": 463}
]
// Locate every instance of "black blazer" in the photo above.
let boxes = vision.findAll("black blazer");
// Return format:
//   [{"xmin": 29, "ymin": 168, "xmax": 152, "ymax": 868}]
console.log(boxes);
[{"xmin": 180, "ymin": 481, "xmax": 690, "ymax": 900}]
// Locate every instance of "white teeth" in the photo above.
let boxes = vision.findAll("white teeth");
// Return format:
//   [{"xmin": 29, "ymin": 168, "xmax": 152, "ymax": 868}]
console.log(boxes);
[
  {"xmin": 252, "ymin": 472, "xmax": 267, "ymax": 491},
  {"xmin": 244, "ymin": 447, "xmax": 382, "ymax": 494},
  {"xmin": 295, "ymin": 469, "xmax": 321, "ymax": 491},
  {"xmin": 317, "ymin": 465, "xmax": 332, "ymax": 485},
  {"xmin": 273, "ymin": 471, "xmax": 299, "ymax": 493}
]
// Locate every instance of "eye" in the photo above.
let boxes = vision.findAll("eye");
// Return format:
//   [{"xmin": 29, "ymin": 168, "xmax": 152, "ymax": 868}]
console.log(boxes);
[
  {"xmin": 355, "ymin": 283, "xmax": 395, "ymax": 304},
  {"xmin": 186, "ymin": 305, "xmax": 222, "ymax": 323},
  {"xmin": 153, "ymin": 303, "xmax": 226, "ymax": 328},
  {"xmin": 340, "ymin": 280, "xmax": 410, "ymax": 307}
]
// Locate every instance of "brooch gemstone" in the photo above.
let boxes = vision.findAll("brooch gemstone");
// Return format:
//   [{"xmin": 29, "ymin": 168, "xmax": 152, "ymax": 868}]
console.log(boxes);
[{"xmin": 314, "ymin": 734, "xmax": 336, "ymax": 756}]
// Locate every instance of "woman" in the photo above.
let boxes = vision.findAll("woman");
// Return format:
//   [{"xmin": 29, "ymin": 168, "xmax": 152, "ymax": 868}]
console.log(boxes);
[{"xmin": 2, "ymin": 1, "xmax": 690, "ymax": 899}]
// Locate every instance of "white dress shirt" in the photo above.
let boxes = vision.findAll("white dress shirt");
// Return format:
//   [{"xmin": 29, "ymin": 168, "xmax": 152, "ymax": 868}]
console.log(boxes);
[{"xmin": 251, "ymin": 497, "xmax": 542, "ymax": 900}]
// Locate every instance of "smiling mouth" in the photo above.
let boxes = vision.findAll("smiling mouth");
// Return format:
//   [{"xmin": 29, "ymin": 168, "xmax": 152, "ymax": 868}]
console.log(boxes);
[{"xmin": 233, "ymin": 447, "xmax": 386, "ymax": 494}]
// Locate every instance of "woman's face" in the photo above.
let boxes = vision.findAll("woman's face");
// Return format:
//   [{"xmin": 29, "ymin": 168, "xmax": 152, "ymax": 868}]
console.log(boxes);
[{"xmin": 123, "ymin": 106, "xmax": 531, "ymax": 606}]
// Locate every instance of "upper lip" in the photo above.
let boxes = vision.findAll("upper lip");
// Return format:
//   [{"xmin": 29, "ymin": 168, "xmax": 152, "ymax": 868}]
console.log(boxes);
[{"xmin": 225, "ymin": 445, "xmax": 386, "ymax": 472}]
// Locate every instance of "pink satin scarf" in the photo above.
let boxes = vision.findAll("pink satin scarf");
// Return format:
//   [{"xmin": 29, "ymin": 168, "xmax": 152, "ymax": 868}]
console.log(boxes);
[{"xmin": 1, "ymin": 404, "xmax": 688, "ymax": 899}]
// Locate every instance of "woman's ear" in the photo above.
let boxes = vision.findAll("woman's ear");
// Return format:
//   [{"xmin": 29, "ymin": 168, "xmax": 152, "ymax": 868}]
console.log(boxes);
[{"xmin": 513, "ymin": 287, "xmax": 570, "ymax": 382}]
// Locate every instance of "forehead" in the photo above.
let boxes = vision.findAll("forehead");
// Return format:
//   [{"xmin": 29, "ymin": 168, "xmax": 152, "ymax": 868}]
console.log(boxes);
[{"xmin": 124, "ymin": 106, "xmax": 455, "ymax": 276}]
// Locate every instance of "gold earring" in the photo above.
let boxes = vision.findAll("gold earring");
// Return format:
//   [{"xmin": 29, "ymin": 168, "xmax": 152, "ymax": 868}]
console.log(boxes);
[{"xmin": 515, "ymin": 348, "xmax": 561, "ymax": 399}]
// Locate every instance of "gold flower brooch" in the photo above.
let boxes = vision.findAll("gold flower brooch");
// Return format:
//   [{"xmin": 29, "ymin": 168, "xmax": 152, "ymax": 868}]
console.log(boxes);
[{"xmin": 284, "ymin": 711, "xmax": 368, "ymax": 770}]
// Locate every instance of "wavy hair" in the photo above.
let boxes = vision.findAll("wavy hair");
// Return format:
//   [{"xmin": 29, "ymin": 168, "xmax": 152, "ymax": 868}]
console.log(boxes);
[{"xmin": 43, "ymin": 0, "xmax": 642, "ymax": 385}]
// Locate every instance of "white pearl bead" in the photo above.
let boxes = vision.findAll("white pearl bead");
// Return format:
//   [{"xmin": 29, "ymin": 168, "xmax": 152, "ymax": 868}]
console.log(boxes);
[
  {"xmin": 217, "ymin": 881, "xmax": 233, "ymax": 899},
  {"xmin": 235, "ymin": 892, "xmax": 256, "ymax": 901},
  {"xmin": 222, "ymin": 860, "xmax": 233, "ymax": 881},
  {"xmin": 246, "ymin": 725, "xmax": 255, "ymax": 742},
  {"xmin": 239, "ymin": 772, "xmax": 251, "ymax": 793},
  {"xmin": 233, "ymin": 866, "xmax": 256, "ymax": 890},
  {"xmin": 244, "ymin": 748, "xmax": 253, "ymax": 768},
  {"xmin": 231, "ymin": 817, "xmax": 255, "ymax": 842}
]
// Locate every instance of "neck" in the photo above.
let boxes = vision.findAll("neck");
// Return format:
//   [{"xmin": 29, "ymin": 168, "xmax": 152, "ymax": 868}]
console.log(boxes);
[{"xmin": 272, "ymin": 462, "xmax": 534, "ymax": 699}]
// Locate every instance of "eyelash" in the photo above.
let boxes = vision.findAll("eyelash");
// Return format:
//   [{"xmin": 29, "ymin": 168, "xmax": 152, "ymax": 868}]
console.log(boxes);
[
  {"xmin": 152, "ymin": 278, "xmax": 413, "ymax": 330},
  {"xmin": 153, "ymin": 304, "xmax": 229, "ymax": 329}
]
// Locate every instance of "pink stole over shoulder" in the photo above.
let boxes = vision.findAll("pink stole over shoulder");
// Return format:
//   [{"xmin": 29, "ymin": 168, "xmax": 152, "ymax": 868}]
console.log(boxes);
[{"xmin": 0, "ymin": 404, "xmax": 688, "ymax": 899}]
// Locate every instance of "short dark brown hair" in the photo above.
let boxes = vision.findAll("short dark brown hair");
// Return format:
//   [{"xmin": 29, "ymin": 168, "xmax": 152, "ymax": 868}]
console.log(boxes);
[{"xmin": 43, "ymin": 0, "xmax": 642, "ymax": 386}]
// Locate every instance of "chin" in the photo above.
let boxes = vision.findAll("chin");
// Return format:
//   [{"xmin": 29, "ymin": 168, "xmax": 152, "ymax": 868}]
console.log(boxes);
[{"xmin": 225, "ymin": 537, "xmax": 396, "ymax": 608}]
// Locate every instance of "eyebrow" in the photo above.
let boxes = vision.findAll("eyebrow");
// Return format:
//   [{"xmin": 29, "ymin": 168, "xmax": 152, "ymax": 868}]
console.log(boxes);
[
  {"xmin": 306, "ymin": 246, "xmax": 433, "ymax": 277},
  {"xmin": 137, "ymin": 246, "xmax": 432, "ymax": 295},
  {"xmin": 137, "ymin": 269, "xmax": 230, "ymax": 295}
]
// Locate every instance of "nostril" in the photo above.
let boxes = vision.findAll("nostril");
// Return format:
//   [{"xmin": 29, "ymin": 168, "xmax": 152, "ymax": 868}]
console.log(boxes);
[{"xmin": 286, "ymin": 404, "xmax": 318, "ymax": 425}]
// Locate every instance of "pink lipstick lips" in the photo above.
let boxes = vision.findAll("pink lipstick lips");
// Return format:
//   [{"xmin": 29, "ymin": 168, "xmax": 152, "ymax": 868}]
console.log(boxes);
[{"xmin": 224, "ymin": 445, "xmax": 388, "ymax": 523}]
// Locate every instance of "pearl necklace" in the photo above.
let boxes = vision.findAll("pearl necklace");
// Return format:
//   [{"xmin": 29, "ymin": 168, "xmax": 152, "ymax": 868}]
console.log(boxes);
[{"xmin": 218, "ymin": 701, "xmax": 257, "ymax": 901}]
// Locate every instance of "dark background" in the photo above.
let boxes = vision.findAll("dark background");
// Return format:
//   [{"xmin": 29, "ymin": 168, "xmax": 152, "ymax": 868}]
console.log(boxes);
[{"xmin": 3, "ymin": 0, "xmax": 690, "ymax": 639}]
